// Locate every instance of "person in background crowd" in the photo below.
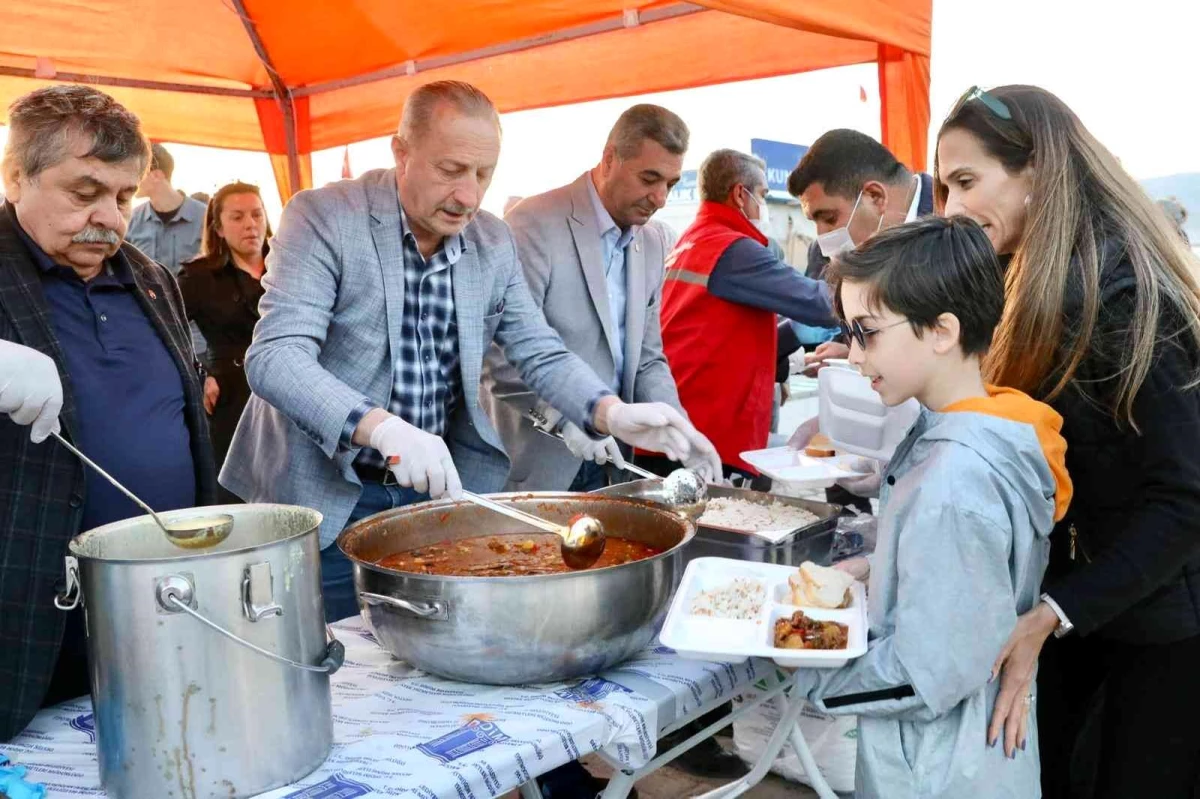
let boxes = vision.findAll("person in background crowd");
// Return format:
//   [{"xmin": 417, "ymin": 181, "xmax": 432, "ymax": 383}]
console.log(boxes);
[
  {"xmin": 127, "ymin": 142, "xmax": 209, "ymax": 360},
  {"xmin": 483, "ymin": 104, "xmax": 691, "ymax": 493},
  {"xmin": 190, "ymin": 190, "xmax": 211, "ymax": 206},
  {"xmin": 938, "ymin": 85, "xmax": 1200, "ymax": 798},
  {"xmin": 651, "ymin": 148, "xmax": 835, "ymax": 489},
  {"xmin": 0, "ymin": 86, "xmax": 216, "ymax": 741},
  {"xmin": 177, "ymin": 182, "xmax": 270, "ymax": 501},
  {"xmin": 1157, "ymin": 196, "xmax": 1190, "ymax": 244},
  {"xmin": 220, "ymin": 80, "xmax": 719, "ymax": 624}
]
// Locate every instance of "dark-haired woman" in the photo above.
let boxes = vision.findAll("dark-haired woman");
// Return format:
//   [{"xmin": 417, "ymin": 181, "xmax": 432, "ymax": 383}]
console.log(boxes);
[
  {"xmin": 178, "ymin": 182, "xmax": 269, "ymax": 498},
  {"xmin": 936, "ymin": 85, "xmax": 1200, "ymax": 797}
]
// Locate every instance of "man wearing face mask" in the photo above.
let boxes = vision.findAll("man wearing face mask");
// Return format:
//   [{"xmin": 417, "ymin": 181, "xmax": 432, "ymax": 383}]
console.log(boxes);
[
  {"xmin": 482, "ymin": 105, "xmax": 701, "ymax": 492},
  {"xmin": 651, "ymin": 148, "xmax": 835, "ymax": 484}
]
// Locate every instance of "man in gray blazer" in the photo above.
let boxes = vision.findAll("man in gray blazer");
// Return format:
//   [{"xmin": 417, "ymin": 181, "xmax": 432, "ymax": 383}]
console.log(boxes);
[
  {"xmin": 221, "ymin": 81, "xmax": 719, "ymax": 623},
  {"xmin": 482, "ymin": 105, "xmax": 692, "ymax": 492}
]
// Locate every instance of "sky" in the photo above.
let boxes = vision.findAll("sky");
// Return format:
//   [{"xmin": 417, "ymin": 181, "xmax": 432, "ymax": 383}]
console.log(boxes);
[{"xmin": 2, "ymin": 0, "xmax": 1197, "ymax": 224}]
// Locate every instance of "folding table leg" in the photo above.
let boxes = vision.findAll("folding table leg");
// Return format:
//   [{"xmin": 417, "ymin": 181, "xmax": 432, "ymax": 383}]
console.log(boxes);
[{"xmin": 517, "ymin": 779, "xmax": 541, "ymax": 799}]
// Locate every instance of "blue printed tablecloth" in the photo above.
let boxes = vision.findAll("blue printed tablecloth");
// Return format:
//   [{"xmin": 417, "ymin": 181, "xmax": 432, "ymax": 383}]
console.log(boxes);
[{"xmin": 3, "ymin": 617, "xmax": 781, "ymax": 798}]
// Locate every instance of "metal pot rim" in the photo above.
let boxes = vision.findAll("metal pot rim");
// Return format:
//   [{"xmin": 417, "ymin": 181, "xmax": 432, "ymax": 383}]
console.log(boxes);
[
  {"xmin": 337, "ymin": 492, "xmax": 696, "ymax": 582},
  {"xmin": 68, "ymin": 503, "xmax": 323, "ymax": 564}
]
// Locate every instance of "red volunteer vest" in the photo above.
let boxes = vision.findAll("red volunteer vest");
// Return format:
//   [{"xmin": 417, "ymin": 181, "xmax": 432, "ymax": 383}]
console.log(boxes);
[{"xmin": 660, "ymin": 202, "xmax": 777, "ymax": 473}]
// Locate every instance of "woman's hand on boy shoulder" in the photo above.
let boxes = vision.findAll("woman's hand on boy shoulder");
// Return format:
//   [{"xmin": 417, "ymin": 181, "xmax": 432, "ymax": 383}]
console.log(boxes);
[{"xmin": 987, "ymin": 602, "xmax": 1061, "ymax": 759}]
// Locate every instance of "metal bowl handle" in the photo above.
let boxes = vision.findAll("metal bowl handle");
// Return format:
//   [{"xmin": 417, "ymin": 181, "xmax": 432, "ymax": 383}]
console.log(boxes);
[
  {"xmin": 359, "ymin": 591, "xmax": 448, "ymax": 621},
  {"xmin": 156, "ymin": 578, "xmax": 343, "ymax": 674}
]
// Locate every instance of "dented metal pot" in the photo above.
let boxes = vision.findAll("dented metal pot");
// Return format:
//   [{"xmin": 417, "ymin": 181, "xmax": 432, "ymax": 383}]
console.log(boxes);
[{"xmin": 56, "ymin": 504, "xmax": 337, "ymax": 799}]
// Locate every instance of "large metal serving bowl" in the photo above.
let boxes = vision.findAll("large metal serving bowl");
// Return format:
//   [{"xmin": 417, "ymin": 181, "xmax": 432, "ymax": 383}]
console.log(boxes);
[{"xmin": 336, "ymin": 492, "xmax": 694, "ymax": 685}]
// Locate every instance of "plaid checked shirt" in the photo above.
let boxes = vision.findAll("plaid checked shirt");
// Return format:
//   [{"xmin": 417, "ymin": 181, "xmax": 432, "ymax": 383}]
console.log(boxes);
[{"xmin": 350, "ymin": 210, "xmax": 462, "ymax": 469}]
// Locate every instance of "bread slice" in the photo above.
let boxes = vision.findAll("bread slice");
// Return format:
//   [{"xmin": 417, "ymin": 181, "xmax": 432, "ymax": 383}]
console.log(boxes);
[
  {"xmin": 804, "ymin": 433, "xmax": 836, "ymax": 458},
  {"xmin": 788, "ymin": 561, "xmax": 855, "ymax": 608}
]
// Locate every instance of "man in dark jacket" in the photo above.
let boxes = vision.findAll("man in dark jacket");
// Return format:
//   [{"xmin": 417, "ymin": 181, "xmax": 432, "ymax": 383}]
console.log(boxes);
[{"xmin": 0, "ymin": 85, "xmax": 217, "ymax": 741}]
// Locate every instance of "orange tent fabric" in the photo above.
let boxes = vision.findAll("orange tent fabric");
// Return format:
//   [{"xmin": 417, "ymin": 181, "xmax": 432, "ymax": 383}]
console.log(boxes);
[{"xmin": 0, "ymin": 1, "xmax": 930, "ymax": 203}]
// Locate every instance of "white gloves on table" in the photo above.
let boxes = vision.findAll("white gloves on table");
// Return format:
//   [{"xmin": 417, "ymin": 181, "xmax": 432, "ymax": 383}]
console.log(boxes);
[
  {"xmin": 561, "ymin": 422, "xmax": 626, "ymax": 469},
  {"xmin": 0, "ymin": 339, "xmax": 63, "ymax": 443},
  {"xmin": 605, "ymin": 401, "xmax": 722, "ymax": 483},
  {"xmin": 370, "ymin": 415, "xmax": 463, "ymax": 499}
]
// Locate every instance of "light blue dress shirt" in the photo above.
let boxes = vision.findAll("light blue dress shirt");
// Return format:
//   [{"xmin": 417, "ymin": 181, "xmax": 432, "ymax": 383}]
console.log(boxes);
[{"xmin": 585, "ymin": 174, "xmax": 635, "ymax": 393}]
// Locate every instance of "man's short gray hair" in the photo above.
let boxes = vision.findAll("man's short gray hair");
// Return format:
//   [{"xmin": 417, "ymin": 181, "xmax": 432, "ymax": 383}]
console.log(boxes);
[
  {"xmin": 606, "ymin": 104, "xmax": 689, "ymax": 160},
  {"xmin": 2, "ymin": 85, "xmax": 150, "ymax": 180},
  {"xmin": 699, "ymin": 148, "xmax": 766, "ymax": 202},
  {"xmin": 398, "ymin": 80, "xmax": 501, "ymax": 143}
]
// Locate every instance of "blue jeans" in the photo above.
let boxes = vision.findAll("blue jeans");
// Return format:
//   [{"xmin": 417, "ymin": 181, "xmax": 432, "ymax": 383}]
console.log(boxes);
[
  {"xmin": 568, "ymin": 460, "xmax": 609, "ymax": 492},
  {"xmin": 320, "ymin": 481, "xmax": 429, "ymax": 623}
]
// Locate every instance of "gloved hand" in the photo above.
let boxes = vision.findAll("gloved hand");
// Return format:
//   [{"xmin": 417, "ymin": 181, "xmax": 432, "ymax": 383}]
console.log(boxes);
[
  {"xmin": 0, "ymin": 339, "xmax": 63, "ymax": 443},
  {"xmin": 787, "ymin": 347, "xmax": 808, "ymax": 375},
  {"xmin": 561, "ymin": 422, "xmax": 626, "ymax": 468},
  {"xmin": 786, "ymin": 416, "xmax": 820, "ymax": 451},
  {"xmin": 836, "ymin": 456, "xmax": 885, "ymax": 498},
  {"xmin": 833, "ymin": 555, "xmax": 871, "ymax": 582},
  {"xmin": 369, "ymin": 415, "xmax": 463, "ymax": 499},
  {"xmin": 681, "ymin": 430, "xmax": 722, "ymax": 484},
  {"xmin": 605, "ymin": 402, "xmax": 722, "ymax": 480}
]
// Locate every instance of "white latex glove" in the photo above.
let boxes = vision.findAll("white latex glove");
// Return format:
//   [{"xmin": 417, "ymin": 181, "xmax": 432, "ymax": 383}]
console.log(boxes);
[
  {"xmin": 833, "ymin": 555, "xmax": 871, "ymax": 582},
  {"xmin": 786, "ymin": 416, "xmax": 820, "ymax": 451},
  {"xmin": 561, "ymin": 422, "xmax": 626, "ymax": 469},
  {"xmin": 0, "ymin": 339, "xmax": 63, "ymax": 443},
  {"xmin": 605, "ymin": 401, "xmax": 722, "ymax": 480},
  {"xmin": 787, "ymin": 347, "xmax": 808, "ymax": 375},
  {"xmin": 836, "ymin": 456, "xmax": 885, "ymax": 498},
  {"xmin": 369, "ymin": 415, "xmax": 463, "ymax": 499}
]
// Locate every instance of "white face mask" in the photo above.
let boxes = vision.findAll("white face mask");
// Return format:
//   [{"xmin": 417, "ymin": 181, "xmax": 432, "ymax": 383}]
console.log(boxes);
[
  {"xmin": 743, "ymin": 186, "xmax": 771, "ymax": 238},
  {"xmin": 816, "ymin": 190, "xmax": 864, "ymax": 258}
]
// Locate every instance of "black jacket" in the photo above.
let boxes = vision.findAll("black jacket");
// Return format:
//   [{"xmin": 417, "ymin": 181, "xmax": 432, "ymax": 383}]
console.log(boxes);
[
  {"xmin": 1043, "ymin": 248, "xmax": 1200, "ymax": 643},
  {"xmin": 0, "ymin": 204, "xmax": 218, "ymax": 741}
]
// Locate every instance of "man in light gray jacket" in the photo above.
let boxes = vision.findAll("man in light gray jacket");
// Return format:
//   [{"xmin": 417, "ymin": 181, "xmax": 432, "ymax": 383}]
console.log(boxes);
[
  {"xmin": 221, "ymin": 81, "xmax": 719, "ymax": 622},
  {"xmin": 482, "ymin": 105, "xmax": 689, "ymax": 492}
]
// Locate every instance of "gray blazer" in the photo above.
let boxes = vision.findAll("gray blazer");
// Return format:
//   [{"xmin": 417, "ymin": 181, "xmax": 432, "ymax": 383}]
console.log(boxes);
[
  {"xmin": 481, "ymin": 172, "xmax": 681, "ymax": 490},
  {"xmin": 220, "ymin": 169, "xmax": 611, "ymax": 546}
]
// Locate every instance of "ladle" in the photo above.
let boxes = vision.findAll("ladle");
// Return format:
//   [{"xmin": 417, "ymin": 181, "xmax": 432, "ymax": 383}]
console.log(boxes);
[
  {"xmin": 51, "ymin": 431, "xmax": 233, "ymax": 549},
  {"xmin": 460, "ymin": 491, "xmax": 606, "ymax": 570}
]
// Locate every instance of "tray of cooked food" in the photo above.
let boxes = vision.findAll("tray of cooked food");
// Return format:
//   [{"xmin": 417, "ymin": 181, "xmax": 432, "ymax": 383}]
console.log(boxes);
[{"xmin": 658, "ymin": 556, "xmax": 868, "ymax": 669}]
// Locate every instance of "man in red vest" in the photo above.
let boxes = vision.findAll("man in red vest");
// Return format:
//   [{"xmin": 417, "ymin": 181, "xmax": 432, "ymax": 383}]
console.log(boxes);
[{"xmin": 645, "ymin": 148, "xmax": 835, "ymax": 486}]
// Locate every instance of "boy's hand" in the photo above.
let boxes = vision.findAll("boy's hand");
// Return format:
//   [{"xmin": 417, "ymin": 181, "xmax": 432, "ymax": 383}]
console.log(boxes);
[{"xmin": 833, "ymin": 555, "xmax": 870, "ymax": 582}]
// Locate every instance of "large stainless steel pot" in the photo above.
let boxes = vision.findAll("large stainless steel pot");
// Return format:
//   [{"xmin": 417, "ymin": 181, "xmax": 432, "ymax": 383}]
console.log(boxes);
[
  {"xmin": 55, "ymin": 504, "xmax": 341, "ymax": 799},
  {"xmin": 337, "ymin": 492, "xmax": 694, "ymax": 685}
]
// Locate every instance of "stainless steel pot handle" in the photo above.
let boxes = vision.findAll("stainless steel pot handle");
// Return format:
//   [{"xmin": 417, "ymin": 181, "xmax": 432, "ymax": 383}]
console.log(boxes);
[
  {"xmin": 54, "ymin": 556, "xmax": 81, "ymax": 611},
  {"xmin": 157, "ymin": 576, "xmax": 344, "ymax": 674},
  {"xmin": 359, "ymin": 591, "xmax": 449, "ymax": 621}
]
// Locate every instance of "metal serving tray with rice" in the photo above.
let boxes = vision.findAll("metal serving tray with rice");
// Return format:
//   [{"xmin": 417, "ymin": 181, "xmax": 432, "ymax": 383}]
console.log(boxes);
[{"xmin": 593, "ymin": 481, "xmax": 841, "ymax": 567}]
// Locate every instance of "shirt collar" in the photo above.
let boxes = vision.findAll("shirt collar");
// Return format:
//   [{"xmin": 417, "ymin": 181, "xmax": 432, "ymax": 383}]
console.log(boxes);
[
  {"xmin": 586, "ymin": 172, "xmax": 637, "ymax": 250},
  {"xmin": 399, "ymin": 205, "xmax": 464, "ymax": 265},
  {"xmin": 6, "ymin": 202, "xmax": 135, "ymax": 286}
]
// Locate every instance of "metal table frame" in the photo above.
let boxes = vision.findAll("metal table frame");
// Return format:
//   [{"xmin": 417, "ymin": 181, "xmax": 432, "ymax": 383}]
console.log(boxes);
[{"xmin": 515, "ymin": 670, "xmax": 839, "ymax": 799}]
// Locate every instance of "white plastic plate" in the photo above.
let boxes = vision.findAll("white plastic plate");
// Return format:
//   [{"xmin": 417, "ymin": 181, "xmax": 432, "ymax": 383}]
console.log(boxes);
[
  {"xmin": 740, "ymin": 446, "xmax": 868, "ymax": 488},
  {"xmin": 659, "ymin": 557, "xmax": 868, "ymax": 670}
]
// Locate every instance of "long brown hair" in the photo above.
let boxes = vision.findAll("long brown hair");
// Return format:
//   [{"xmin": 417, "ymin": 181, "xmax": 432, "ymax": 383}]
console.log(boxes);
[
  {"xmin": 200, "ymin": 181, "xmax": 271, "ymax": 266},
  {"xmin": 935, "ymin": 85, "xmax": 1200, "ymax": 428}
]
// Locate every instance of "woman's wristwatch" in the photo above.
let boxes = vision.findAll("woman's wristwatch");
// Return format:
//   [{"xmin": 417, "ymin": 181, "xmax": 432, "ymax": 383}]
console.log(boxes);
[{"xmin": 1040, "ymin": 594, "xmax": 1075, "ymax": 638}]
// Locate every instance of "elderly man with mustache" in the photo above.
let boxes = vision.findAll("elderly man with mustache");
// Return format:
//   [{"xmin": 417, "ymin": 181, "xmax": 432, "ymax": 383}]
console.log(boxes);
[
  {"xmin": 221, "ymin": 80, "xmax": 721, "ymax": 622},
  {"xmin": 0, "ymin": 85, "xmax": 217, "ymax": 741}
]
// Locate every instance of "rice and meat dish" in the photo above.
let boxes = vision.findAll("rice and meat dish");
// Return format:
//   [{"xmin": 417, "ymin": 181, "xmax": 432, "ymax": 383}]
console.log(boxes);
[
  {"xmin": 688, "ymin": 577, "xmax": 766, "ymax": 620},
  {"xmin": 773, "ymin": 611, "xmax": 849, "ymax": 650},
  {"xmin": 698, "ymin": 497, "xmax": 820, "ymax": 532}
]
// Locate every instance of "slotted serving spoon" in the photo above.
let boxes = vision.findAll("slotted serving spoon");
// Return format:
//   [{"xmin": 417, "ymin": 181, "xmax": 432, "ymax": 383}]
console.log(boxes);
[{"xmin": 52, "ymin": 431, "xmax": 233, "ymax": 549}]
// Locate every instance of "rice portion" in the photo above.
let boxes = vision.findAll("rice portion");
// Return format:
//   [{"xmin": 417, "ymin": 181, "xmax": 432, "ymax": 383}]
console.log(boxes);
[
  {"xmin": 698, "ymin": 497, "xmax": 820, "ymax": 532},
  {"xmin": 688, "ymin": 577, "xmax": 766, "ymax": 620}
]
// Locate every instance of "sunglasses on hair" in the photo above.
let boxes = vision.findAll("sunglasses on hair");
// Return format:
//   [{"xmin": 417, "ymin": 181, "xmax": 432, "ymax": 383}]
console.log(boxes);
[
  {"xmin": 840, "ymin": 318, "xmax": 909, "ymax": 350},
  {"xmin": 953, "ymin": 85, "xmax": 1012, "ymax": 120}
]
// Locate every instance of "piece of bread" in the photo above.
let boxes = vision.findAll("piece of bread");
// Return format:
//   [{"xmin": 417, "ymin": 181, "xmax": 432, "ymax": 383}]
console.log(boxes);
[
  {"xmin": 804, "ymin": 433, "xmax": 836, "ymax": 458},
  {"xmin": 788, "ymin": 561, "xmax": 855, "ymax": 608}
]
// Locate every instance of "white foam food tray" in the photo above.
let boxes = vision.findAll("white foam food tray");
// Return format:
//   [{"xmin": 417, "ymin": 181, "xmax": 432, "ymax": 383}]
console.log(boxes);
[
  {"xmin": 659, "ymin": 557, "xmax": 868, "ymax": 669},
  {"xmin": 740, "ymin": 446, "xmax": 868, "ymax": 488}
]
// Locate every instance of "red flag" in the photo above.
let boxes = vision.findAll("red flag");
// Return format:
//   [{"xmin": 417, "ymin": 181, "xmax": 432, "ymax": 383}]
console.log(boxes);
[
  {"xmin": 859, "ymin": 86, "xmax": 868, "ymax": 103},
  {"xmin": 341, "ymin": 146, "xmax": 353, "ymax": 180}
]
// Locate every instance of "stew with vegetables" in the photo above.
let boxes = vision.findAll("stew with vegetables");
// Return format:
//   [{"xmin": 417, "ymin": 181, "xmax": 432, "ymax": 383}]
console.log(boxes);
[{"xmin": 376, "ymin": 532, "xmax": 664, "ymax": 576}]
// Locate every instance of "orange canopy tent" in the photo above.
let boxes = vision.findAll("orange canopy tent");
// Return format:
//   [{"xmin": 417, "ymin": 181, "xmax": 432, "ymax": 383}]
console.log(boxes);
[{"xmin": 0, "ymin": 1, "xmax": 931, "ymax": 204}]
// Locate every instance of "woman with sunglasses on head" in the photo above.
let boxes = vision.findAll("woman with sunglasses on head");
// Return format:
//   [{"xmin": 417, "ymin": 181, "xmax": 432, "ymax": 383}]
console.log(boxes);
[
  {"xmin": 936, "ymin": 85, "xmax": 1200, "ymax": 797},
  {"xmin": 177, "ymin": 182, "xmax": 271, "ymax": 502}
]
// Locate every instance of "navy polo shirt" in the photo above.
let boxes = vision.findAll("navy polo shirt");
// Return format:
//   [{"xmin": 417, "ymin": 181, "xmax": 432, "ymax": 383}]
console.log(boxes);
[{"xmin": 13, "ymin": 218, "xmax": 196, "ymax": 530}]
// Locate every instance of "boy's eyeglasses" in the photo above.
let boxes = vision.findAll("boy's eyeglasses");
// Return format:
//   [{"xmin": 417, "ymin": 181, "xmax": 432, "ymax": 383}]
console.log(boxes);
[
  {"xmin": 952, "ymin": 85, "xmax": 1012, "ymax": 121},
  {"xmin": 840, "ymin": 318, "xmax": 909, "ymax": 350}
]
